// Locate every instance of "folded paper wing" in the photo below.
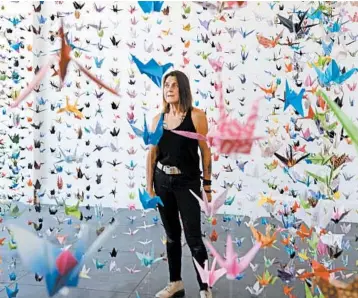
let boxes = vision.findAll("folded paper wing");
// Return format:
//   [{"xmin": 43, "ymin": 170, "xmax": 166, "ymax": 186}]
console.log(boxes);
[
  {"xmin": 170, "ymin": 130, "xmax": 207, "ymax": 141},
  {"xmin": 10, "ymin": 58, "xmax": 56, "ymax": 108}
]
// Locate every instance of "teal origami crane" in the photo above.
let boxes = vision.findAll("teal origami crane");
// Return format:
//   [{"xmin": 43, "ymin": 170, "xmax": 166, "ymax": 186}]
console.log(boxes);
[
  {"xmin": 131, "ymin": 54, "xmax": 173, "ymax": 88},
  {"xmin": 136, "ymin": 245, "xmax": 164, "ymax": 268},
  {"xmin": 314, "ymin": 59, "xmax": 358, "ymax": 87},
  {"xmin": 283, "ymin": 80, "xmax": 305, "ymax": 117}
]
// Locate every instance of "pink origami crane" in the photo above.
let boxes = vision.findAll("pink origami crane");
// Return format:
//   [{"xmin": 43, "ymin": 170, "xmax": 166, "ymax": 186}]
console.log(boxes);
[
  {"xmin": 172, "ymin": 58, "xmax": 262, "ymax": 155},
  {"xmin": 204, "ymin": 234, "xmax": 261, "ymax": 280},
  {"xmin": 193, "ymin": 257, "xmax": 226, "ymax": 288},
  {"xmin": 11, "ymin": 19, "xmax": 119, "ymax": 108},
  {"xmin": 189, "ymin": 189, "xmax": 228, "ymax": 218}
]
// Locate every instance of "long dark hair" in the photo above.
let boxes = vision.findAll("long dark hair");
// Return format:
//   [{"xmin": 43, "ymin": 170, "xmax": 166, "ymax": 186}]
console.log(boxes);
[{"xmin": 162, "ymin": 70, "xmax": 193, "ymax": 113}]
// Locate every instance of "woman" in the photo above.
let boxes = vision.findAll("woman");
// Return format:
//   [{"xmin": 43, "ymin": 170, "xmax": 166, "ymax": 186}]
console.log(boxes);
[{"xmin": 146, "ymin": 70, "xmax": 213, "ymax": 298}]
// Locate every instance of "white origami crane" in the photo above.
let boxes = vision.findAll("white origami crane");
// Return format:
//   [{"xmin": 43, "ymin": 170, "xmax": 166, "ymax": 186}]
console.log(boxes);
[{"xmin": 246, "ymin": 281, "xmax": 264, "ymax": 296}]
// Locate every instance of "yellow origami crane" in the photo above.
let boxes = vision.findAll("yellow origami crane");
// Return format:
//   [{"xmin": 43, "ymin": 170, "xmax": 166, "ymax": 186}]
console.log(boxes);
[
  {"xmin": 57, "ymin": 96, "xmax": 83, "ymax": 119},
  {"xmin": 258, "ymin": 193, "xmax": 276, "ymax": 206}
]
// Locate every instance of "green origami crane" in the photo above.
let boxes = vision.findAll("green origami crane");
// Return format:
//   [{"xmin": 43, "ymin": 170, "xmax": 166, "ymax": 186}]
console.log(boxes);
[
  {"xmin": 64, "ymin": 201, "xmax": 82, "ymax": 220},
  {"xmin": 317, "ymin": 90, "xmax": 358, "ymax": 153}
]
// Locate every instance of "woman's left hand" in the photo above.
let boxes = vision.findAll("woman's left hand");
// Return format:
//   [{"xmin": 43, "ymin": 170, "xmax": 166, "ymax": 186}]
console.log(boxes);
[
  {"xmin": 203, "ymin": 186, "xmax": 212, "ymax": 202},
  {"xmin": 206, "ymin": 192, "xmax": 212, "ymax": 203}
]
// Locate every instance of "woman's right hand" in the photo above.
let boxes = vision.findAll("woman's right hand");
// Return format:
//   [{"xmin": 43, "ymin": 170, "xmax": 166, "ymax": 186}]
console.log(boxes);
[{"xmin": 147, "ymin": 188, "xmax": 156, "ymax": 198}]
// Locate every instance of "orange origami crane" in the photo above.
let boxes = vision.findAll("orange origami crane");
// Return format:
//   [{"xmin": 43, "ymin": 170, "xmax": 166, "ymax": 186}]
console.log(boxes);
[
  {"xmin": 297, "ymin": 260, "xmax": 345, "ymax": 281},
  {"xmin": 11, "ymin": 19, "xmax": 119, "ymax": 108},
  {"xmin": 250, "ymin": 225, "xmax": 277, "ymax": 248},
  {"xmin": 57, "ymin": 96, "xmax": 84, "ymax": 119},
  {"xmin": 296, "ymin": 224, "xmax": 313, "ymax": 241},
  {"xmin": 256, "ymin": 30, "xmax": 284, "ymax": 48}
]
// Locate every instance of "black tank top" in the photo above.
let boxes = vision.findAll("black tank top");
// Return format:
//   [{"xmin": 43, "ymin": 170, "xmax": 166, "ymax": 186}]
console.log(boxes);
[{"xmin": 156, "ymin": 108, "xmax": 201, "ymax": 178}]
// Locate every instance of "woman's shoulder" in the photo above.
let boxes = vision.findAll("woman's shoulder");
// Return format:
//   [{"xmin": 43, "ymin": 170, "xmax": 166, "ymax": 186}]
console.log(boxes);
[
  {"xmin": 151, "ymin": 112, "xmax": 164, "ymax": 128},
  {"xmin": 191, "ymin": 107, "xmax": 206, "ymax": 119}
]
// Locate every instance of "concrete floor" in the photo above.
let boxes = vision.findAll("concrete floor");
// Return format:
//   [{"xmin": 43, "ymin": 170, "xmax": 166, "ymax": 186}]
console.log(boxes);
[{"xmin": 0, "ymin": 203, "xmax": 355, "ymax": 298}]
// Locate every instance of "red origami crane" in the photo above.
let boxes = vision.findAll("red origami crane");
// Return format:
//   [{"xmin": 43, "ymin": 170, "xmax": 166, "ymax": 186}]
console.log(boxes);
[{"xmin": 11, "ymin": 19, "xmax": 119, "ymax": 108}]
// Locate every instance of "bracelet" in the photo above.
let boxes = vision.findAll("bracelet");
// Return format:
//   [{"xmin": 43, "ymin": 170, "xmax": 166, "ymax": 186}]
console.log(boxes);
[
  {"xmin": 203, "ymin": 179, "xmax": 212, "ymax": 186},
  {"xmin": 204, "ymin": 189, "xmax": 212, "ymax": 193}
]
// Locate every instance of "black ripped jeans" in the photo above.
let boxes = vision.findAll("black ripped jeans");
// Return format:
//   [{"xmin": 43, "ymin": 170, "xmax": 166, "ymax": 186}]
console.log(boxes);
[{"xmin": 153, "ymin": 167, "xmax": 208, "ymax": 291}]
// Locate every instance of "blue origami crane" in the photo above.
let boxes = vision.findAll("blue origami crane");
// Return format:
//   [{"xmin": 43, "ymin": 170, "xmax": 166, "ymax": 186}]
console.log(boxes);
[
  {"xmin": 8, "ymin": 224, "xmax": 116, "ymax": 297},
  {"xmin": 130, "ymin": 113, "xmax": 164, "ymax": 145},
  {"xmin": 314, "ymin": 59, "xmax": 358, "ymax": 87},
  {"xmin": 138, "ymin": 1, "xmax": 164, "ymax": 13},
  {"xmin": 5, "ymin": 283, "xmax": 18, "ymax": 298},
  {"xmin": 138, "ymin": 189, "xmax": 164, "ymax": 210},
  {"xmin": 131, "ymin": 54, "xmax": 173, "ymax": 88},
  {"xmin": 283, "ymin": 80, "xmax": 305, "ymax": 117},
  {"xmin": 322, "ymin": 40, "xmax": 333, "ymax": 56}
]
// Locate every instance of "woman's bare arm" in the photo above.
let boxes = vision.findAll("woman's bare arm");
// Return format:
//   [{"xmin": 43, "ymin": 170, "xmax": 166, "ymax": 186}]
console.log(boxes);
[
  {"xmin": 192, "ymin": 108, "xmax": 212, "ymax": 182},
  {"xmin": 146, "ymin": 114, "xmax": 160, "ymax": 194}
]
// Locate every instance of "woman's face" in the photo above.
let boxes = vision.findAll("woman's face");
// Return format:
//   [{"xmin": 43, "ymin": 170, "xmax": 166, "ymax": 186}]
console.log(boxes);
[{"xmin": 164, "ymin": 76, "xmax": 180, "ymax": 104}]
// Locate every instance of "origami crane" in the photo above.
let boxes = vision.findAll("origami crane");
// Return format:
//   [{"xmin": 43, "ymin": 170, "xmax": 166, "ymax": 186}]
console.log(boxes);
[
  {"xmin": 298, "ymin": 260, "xmax": 345, "ymax": 281},
  {"xmin": 256, "ymin": 30, "xmax": 283, "ymax": 48},
  {"xmin": 314, "ymin": 59, "xmax": 358, "ymax": 87},
  {"xmin": 283, "ymin": 80, "xmax": 305, "ymax": 117},
  {"xmin": 172, "ymin": 76, "xmax": 262, "ymax": 155},
  {"xmin": 189, "ymin": 189, "xmax": 228, "ymax": 218},
  {"xmin": 57, "ymin": 96, "xmax": 84, "ymax": 119},
  {"xmin": 138, "ymin": 189, "xmax": 164, "ymax": 210},
  {"xmin": 138, "ymin": 1, "xmax": 164, "ymax": 13},
  {"xmin": 10, "ymin": 19, "xmax": 119, "ymax": 108},
  {"xmin": 204, "ymin": 233, "xmax": 261, "ymax": 280},
  {"xmin": 193, "ymin": 257, "xmax": 226, "ymax": 288},
  {"xmin": 5, "ymin": 283, "xmax": 19, "ymax": 298},
  {"xmin": 130, "ymin": 114, "xmax": 164, "ymax": 145},
  {"xmin": 8, "ymin": 223, "xmax": 116, "ymax": 297},
  {"xmin": 250, "ymin": 225, "xmax": 277, "ymax": 248},
  {"xmin": 136, "ymin": 245, "xmax": 164, "ymax": 268},
  {"xmin": 130, "ymin": 54, "xmax": 173, "ymax": 88}
]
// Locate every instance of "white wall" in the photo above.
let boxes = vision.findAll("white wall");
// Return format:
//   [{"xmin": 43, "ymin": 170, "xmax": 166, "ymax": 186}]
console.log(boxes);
[{"xmin": 2, "ymin": 1, "xmax": 358, "ymax": 223}]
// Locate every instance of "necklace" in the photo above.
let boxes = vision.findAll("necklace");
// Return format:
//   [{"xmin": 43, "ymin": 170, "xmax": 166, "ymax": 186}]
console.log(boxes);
[{"xmin": 163, "ymin": 112, "xmax": 186, "ymax": 129}]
